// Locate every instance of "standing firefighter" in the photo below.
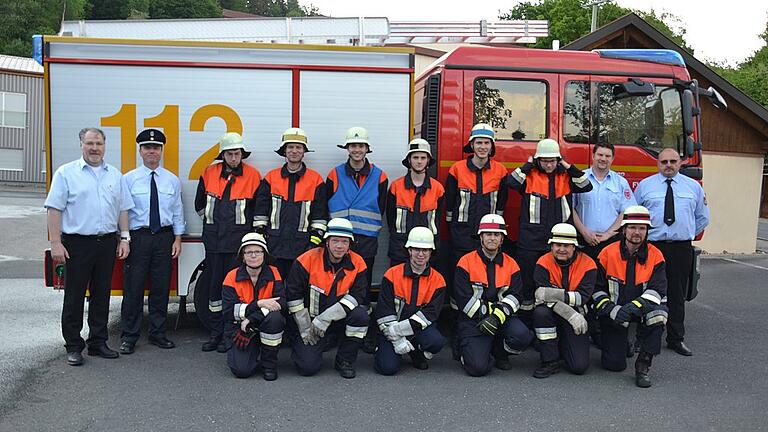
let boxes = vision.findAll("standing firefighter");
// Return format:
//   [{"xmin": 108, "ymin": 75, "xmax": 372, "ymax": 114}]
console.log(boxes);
[
  {"xmin": 531, "ymin": 223, "xmax": 596, "ymax": 379},
  {"xmin": 594, "ymin": 206, "xmax": 668, "ymax": 387},
  {"xmin": 453, "ymin": 214, "xmax": 533, "ymax": 377},
  {"xmin": 254, "ymin": 127, "xmax": 328, "ymax": 279},
  {"xmin": 195, "ymin": 132, "xmax": 261, "ymax": 353},
  {"xmin": 375, "ymin": 227, "xmax": 447, "ymax": 375},
  {"xmin": 326, "ymin": 126, "xmax": 388, "ymax": 289},
  {"xmin": 285, "ymin": 218, "xmax": 370, "ymax": 379},
  {"xmin": 221, "ymin": 233, "xmax": 286, "ymax": 381},
  {"xmin": 386, "ymin": 138, "xmax": 444, "ymax": 266},
  {"xmin": 508, "ymin": 138, "xmax": 592, "ymax": 314},
  {"xmin": 445, "ymin": 123, "xmax": 508, "ymax": 265}
]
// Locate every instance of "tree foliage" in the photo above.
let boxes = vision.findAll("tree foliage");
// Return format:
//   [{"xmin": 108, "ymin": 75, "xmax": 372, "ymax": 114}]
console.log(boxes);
[
  {"xmin": 149, "ymin": 0, "xmax": 221, "ymax": 19},
  {"xmin": 0, "ymin": 0, "xmax": 86, "ymax": 57},
  {"xmin": 499, "ymin": 0, "xmax": 693, "ymax": 54},
  {"xmin": 246, "ymin": 0, "xmax": 320, "ymax": 17}
]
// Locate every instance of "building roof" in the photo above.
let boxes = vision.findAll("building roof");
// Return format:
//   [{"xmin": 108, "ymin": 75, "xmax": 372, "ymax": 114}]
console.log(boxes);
[
  {"xmin": 563, "ymin": 12, "xmax": 768, "ymax": 125},
  {"xmin": 0, "ymin": 54, "xmax": 43, "ymax": 75},
  {"xmin": 221, "ymin": 8, "xmax": 261, "ymax": 18}
]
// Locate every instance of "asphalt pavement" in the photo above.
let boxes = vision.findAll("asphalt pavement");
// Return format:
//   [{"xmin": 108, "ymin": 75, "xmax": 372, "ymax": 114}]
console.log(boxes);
[{"xmin": 1, "ymin": 187, "xmax": 767, "ymax": 431}]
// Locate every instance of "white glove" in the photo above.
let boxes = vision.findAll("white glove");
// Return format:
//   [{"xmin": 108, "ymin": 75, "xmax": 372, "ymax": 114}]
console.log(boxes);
[
  {"xmin": 552, "ymin": 301, "xmax": 588, "ymax": 335},
  {"xmin": 383, "ymin": 320, "xmax": 414, "ymax": 342},
  {"xmin": 293, "ymin": 308, "xmax": 315, "ymax": 345},
  {"xmin": 311, "ymin": 301, "xmax": 347, "ymax": 337},
  {"xmin": 392, "ymin": 337, "xmax": 415, "ymax": 355},
  {"xmin": 535, "ymin": 287, "xmax": 565, "ymax": 305}
]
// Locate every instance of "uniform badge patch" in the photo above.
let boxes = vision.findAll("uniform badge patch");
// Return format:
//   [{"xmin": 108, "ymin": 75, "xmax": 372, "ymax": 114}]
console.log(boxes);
[{"xmin": 624, "ymin": 189, "xmax": 631, "ymax": 200}]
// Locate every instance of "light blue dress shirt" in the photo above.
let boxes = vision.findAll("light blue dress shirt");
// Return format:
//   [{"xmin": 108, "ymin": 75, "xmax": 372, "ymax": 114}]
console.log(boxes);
[
  {"xmin": 634, "ymin": 172, "xmax": 710, "ymax": 241},
  {"xmin": 573, "ymin": 168, "xmax": 636, "ymax": 233},
  {"xmin": 44, "ymin": 158, "xmax": 133, "ymax": 235},
  {"xmin": 122, "ymin": 165, "xmax": 186, "ymax": 236}
]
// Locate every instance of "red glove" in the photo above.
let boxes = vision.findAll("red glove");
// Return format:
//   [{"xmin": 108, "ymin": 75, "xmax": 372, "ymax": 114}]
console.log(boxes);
[{"xmin": 233, "ymin": 327, "xmax": 257, "ymax": 350}]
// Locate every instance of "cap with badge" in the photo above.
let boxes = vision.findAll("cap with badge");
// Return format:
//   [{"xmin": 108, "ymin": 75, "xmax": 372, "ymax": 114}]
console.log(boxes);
[{"xmin": 136, "ymin": 128, "xmax": 166, "ymax": 146}]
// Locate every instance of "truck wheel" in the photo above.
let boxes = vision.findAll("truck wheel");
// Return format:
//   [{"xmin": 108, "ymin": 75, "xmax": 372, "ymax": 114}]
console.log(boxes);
[{"xmin": 189, "ymin": 260, "xmax": 212, "ymax": 331}]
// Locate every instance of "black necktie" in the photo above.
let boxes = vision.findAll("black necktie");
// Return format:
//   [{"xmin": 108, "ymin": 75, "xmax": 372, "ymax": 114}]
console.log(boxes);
[
  {"xmin": 664, "ymin": 178, "xmax": 675, "ymax": 226},
  {"xmin": 150, "ymin": 171, "xmax": 161, "ymax": 233}
]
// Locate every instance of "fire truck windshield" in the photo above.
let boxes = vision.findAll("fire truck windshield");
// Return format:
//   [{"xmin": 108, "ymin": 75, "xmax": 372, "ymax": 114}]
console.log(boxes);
[{"xmin": 564, "ymin": 80, "xmax": 684, "ymax": 155}]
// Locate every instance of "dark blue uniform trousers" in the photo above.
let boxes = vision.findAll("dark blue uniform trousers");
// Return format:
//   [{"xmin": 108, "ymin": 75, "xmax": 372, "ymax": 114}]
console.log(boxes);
[
  {"xmin": 289, "ymin": 306, "xmax": 369, "ymax": 376},
  {"xmin": 374, "ymin": 325, "xmax": 446, "ymax": 375},
  {"xmin": 227, "ymin": 311, "xmax": 285, "ymax": 378},
  {"xmin": 599, "ymin": 316, "xmax": 663, "ymax": 372},
  {"xmin": 457, "ymin": 316, "xmax": 533, "ymax": 377},
  {"xmin": 532, "ymin": 305, "xmax": 590, "ymax": 374}
]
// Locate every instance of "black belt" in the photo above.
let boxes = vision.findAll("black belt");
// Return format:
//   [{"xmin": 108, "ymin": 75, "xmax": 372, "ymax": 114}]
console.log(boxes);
[
  {"xmin": 62, "ymin": 232, "xmax": 117, "ymax": 240},
  {"xmin": 131, "ymin": 226, "xmax": 173, "ymax": 235},
  {"xmin": 652, "ymin": 240, "xmax": 691, "ymax": 244}
]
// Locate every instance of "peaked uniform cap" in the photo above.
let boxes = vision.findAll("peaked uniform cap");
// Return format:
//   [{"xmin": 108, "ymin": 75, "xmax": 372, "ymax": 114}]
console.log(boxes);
[{"xmin": 136, "ymin": 128, "xmax": 166, "ymax": 146}]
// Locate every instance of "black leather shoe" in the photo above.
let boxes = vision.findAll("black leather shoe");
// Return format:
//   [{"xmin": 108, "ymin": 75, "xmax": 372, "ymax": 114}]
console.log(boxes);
[
  {"xmin": 202, "ymin": 337, "xmax": 221, "ymax": 352},
  {"xmin": 66, "ymin": 351, "xmax": 83, "ymax": 366},
  {"xmin": 87, "ymin": 345, "xmax": 119, "ymax": 359},
  {"xmin": 335, "ymin": 360, "xmax": 356, "ymax": 379},
  {"xmin": 409, "ymin": 351, "xmax": 429, "ymax": 370},
  {"xmin": 119, "ymin": 341, "xmax": 135, "ymax": 355},
  {"xmin": 668, "ymin": 341, "xmax": 693, "ymax": 356},
  {"xmin": 533, "ymin": 361, "xmax": 560, "ymax": 379},
  {"xmin": 148, "ymin": 336, "xmax": 175, "ymax": 349},
  {"xmin": 216, "ymin": 340, "xmax": 229, "ymax": 353},
  {"xmin": 262, "ymin": 369, "xmax": 278, "ymax": 381}
]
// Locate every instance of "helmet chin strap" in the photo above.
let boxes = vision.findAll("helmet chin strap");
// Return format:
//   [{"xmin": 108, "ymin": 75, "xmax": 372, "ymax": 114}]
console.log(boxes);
[{"xmin": 246, "ymin": 263, "xmax": 263, "ymax": 270}]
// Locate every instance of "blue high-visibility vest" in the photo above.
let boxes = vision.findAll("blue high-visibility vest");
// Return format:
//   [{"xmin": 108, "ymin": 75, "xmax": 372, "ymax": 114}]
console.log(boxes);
[{"xmin": 328, "ymin": 163, "xmax": 383, "ymax": 237}]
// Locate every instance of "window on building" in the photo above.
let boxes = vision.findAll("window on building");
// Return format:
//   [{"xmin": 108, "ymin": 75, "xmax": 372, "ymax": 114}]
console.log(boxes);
[
  {"xmin": 474, "ymin": 79, "xmax": 547, "ymax": 141},
  {"xmin": 1, "ymin": 92, "xmax": 27, "ymax": 128}
]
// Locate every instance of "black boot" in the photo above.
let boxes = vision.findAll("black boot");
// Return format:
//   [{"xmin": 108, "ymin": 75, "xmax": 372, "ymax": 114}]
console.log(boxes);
[
  {"xmin": 202, "ymin": 336, "xmax": 221, "ymax": 352},
  {"xmin": 533, "ymin": 361, "xmax": 560, "ymax": 379},
  {"xmin": 635, "ymin": 352, "xmax": 653, "ymax": 388},
  {"xmin": 409, "ymin": 350, "xmax": 429, "ymax": 370}
]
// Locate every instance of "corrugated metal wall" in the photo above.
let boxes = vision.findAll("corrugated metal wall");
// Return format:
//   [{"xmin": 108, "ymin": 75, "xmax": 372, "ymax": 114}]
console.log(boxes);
[{"xmin": 0, "ymin": 71, "xmax": 45, "ymax": 184}]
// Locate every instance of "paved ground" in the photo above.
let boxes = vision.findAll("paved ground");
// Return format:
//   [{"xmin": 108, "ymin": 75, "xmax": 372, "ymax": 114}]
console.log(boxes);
[{"xmin": 1, "ymin": 186, "xmax": 766, "ymax": 431}]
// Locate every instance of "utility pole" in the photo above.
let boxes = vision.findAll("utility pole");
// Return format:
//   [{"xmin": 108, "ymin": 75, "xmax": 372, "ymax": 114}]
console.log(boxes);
[{"xmin": 584, "ymin": 0, "xmax": 612, "ymax": 32}]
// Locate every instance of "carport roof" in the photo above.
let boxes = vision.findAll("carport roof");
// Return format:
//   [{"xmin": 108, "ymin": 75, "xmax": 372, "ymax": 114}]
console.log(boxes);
[{"xmin": 0, "ymin": 54, "xmax": 43, "ymax": 75}]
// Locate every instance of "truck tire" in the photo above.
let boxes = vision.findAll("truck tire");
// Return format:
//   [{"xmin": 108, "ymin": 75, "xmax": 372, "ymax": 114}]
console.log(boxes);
[{"xmin": 189, "ymin": 260, "xmax": 212, "ymax": 331}]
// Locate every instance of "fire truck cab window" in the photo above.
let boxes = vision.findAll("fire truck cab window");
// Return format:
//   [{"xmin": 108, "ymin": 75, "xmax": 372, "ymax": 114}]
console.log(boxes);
[
  {"xmin": 563, "ymin": 80, "xmax": 685, "ymax": 155},
  {"xmin": 473, "ymin": 79, "xmax": 547, "ymax": 141}
]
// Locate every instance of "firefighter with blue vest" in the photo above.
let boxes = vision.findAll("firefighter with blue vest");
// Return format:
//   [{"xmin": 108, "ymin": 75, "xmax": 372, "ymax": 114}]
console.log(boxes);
[
  {"xmin": 253, "ymin": 127, "xmax": 328, "ymax": 279},
  {"xmin": 508, "ymin": 139, "xmax": 593, "ymax": 316},
  {"xmin": 326, "ymin": 126, "xmax": 388, "ymax": 290},
  {"xmin": 386, "ymin": 138, "xmax": 444, "ymax": 266},
  {"xmin": 221, "ymin": 233, "xmax": 286, "ymax": 381},
  {"xmin": 375, "ymin": 227, "xmax": 447, "ymax": 375},
  {"xmin": 194, "ymin": 132, "xmax": 262, "ymax": 353},
  {"xmin": 285, "ymin": 218, "xmax": 370, "ymax": 379},
  {"xmin": 531, "ymin": 223, "xmax": 596, "ymax": 379},
  {"xmin": 594, "ymin": 206, "xmax": 668, "ymax": 387},
  {"xmin": 453, "ymin": 214, "xmax": 533, "ymax": 377}
]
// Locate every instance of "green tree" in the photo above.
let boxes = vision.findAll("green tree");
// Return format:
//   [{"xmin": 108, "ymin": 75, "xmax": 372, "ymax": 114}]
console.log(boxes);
[
  {"xmin": 499, "ymin": 0, "xmax": 692, "ymax": 54},
  {"xmin": 149, "ymin": 0, "xmax": 221, "ymax": 19},
  {"xmin": 247, "ymin": 0, "xmax": 320, "ymax": 17},
  {"xmin": 218, "ymin": 0, "xmax": 247, "ymax": 12},
  {"xmin": 0, "ymin": 0, "xmax": 86, "ymax": 57}
]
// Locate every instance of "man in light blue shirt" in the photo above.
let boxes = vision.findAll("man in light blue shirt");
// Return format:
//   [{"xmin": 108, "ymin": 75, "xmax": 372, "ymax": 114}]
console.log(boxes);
[
  {"xmin": 634, "ymin": 148, "xmax": 709, "ymax": 357},
  {"xmin": 45, "ymin": 127, "xmax": 133, "ymax": 366},
  {"xmin": 119, "ymin": 128, "xmax": 185, "ymax": 354},
  {"xmin": 573, "ymin": 143, "xmax": 637, "ymax": 259}
]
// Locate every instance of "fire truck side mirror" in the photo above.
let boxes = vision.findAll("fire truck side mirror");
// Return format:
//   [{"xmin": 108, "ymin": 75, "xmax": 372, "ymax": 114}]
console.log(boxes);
[
  {"xmin": 705, "ymin": 86, "xmax": 728, "ymax": 110},
  {"xmin": 684, "ymin": 135, "xmax": 695, "ymax": 158},
  {"xmin": 682, "ymin": 89, "xmax": 695, "ymax": 136}
]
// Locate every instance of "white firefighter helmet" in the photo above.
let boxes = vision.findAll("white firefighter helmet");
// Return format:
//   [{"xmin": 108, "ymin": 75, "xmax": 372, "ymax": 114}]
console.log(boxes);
[
  {"xmin": 324, "ymin": 218, "xmax": 355, "ymax": 241},
  {"xmin": 621, "ymin": 205, "xmax": 653, "ymax": 227},
  {"xmin": 217, "ymin": 132, "xmax": 251, "ymax": 160},
  {"xmin": 533, "ymin": 138, "xmax": 562, "ymax": 159},
  {"xmin": 548, "ymin": 223, "xmax": 579, "ymax": 246},
  {"xmin": 275, "ymin": 127, "xmax": 312, "ymax": 156},
  {"xmin": 477, "ymin": 213, "xmax": 507, "ymax": 235},
  {"xmin": 238, "ymin": 232, "xmax": 269, "ymax": 256},
  {"xmin": 338, "ymin": 126, "xmax": 371, "ymax": 152},
  {"xmin": 402, "ymin": 138, "xmax": 435, "ymax": 168},
  {"xmin": 405, "ymin": 226, "xmax": 436, "ymax": 250},
  {"xmin": 463, "ymin": 123, "xmax": 496, "ymax": 156}
]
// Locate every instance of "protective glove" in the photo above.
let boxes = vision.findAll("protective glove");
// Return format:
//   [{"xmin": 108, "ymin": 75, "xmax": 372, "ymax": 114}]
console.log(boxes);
[
  {"xmin": 383, "ymin": 320, "xmax": 414, "ymax": 341},
  {"xmin": 233, "ymin": 326, "xmax": 257, "ymax": 350},
  {"xmin": 477, "ymin": 303, "xmax": 507, "ymax": 336},
  {"xmin": 293, "ymin": 308, "xmax": 314, "ymax": 345},
  {"xmin": 615, "ymin": 299, "xmax": 644, "ymax": 325},
  {"xmin": 310, "ymin": 302, "xmax": 348, "ymax": 339},
  {"xmin": 392, "ymin": 337, "xmax": 415, "ymax": 355},
  {"xmin": 308, "ymin": 229, "xmax": 324, "ymax": 249},
  {"xmin": 535, "ymin": 287, "xmax": 566, "ymax": 305},
  {"xmin": 552, "ymin": 301, "xmax": 588, "ymax": 335}
]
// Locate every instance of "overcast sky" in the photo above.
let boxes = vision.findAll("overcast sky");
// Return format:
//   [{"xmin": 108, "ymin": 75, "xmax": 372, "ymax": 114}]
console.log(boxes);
[{"xmin": 307, "ymin": 0, "xmax": 767, "ymax": 65}]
